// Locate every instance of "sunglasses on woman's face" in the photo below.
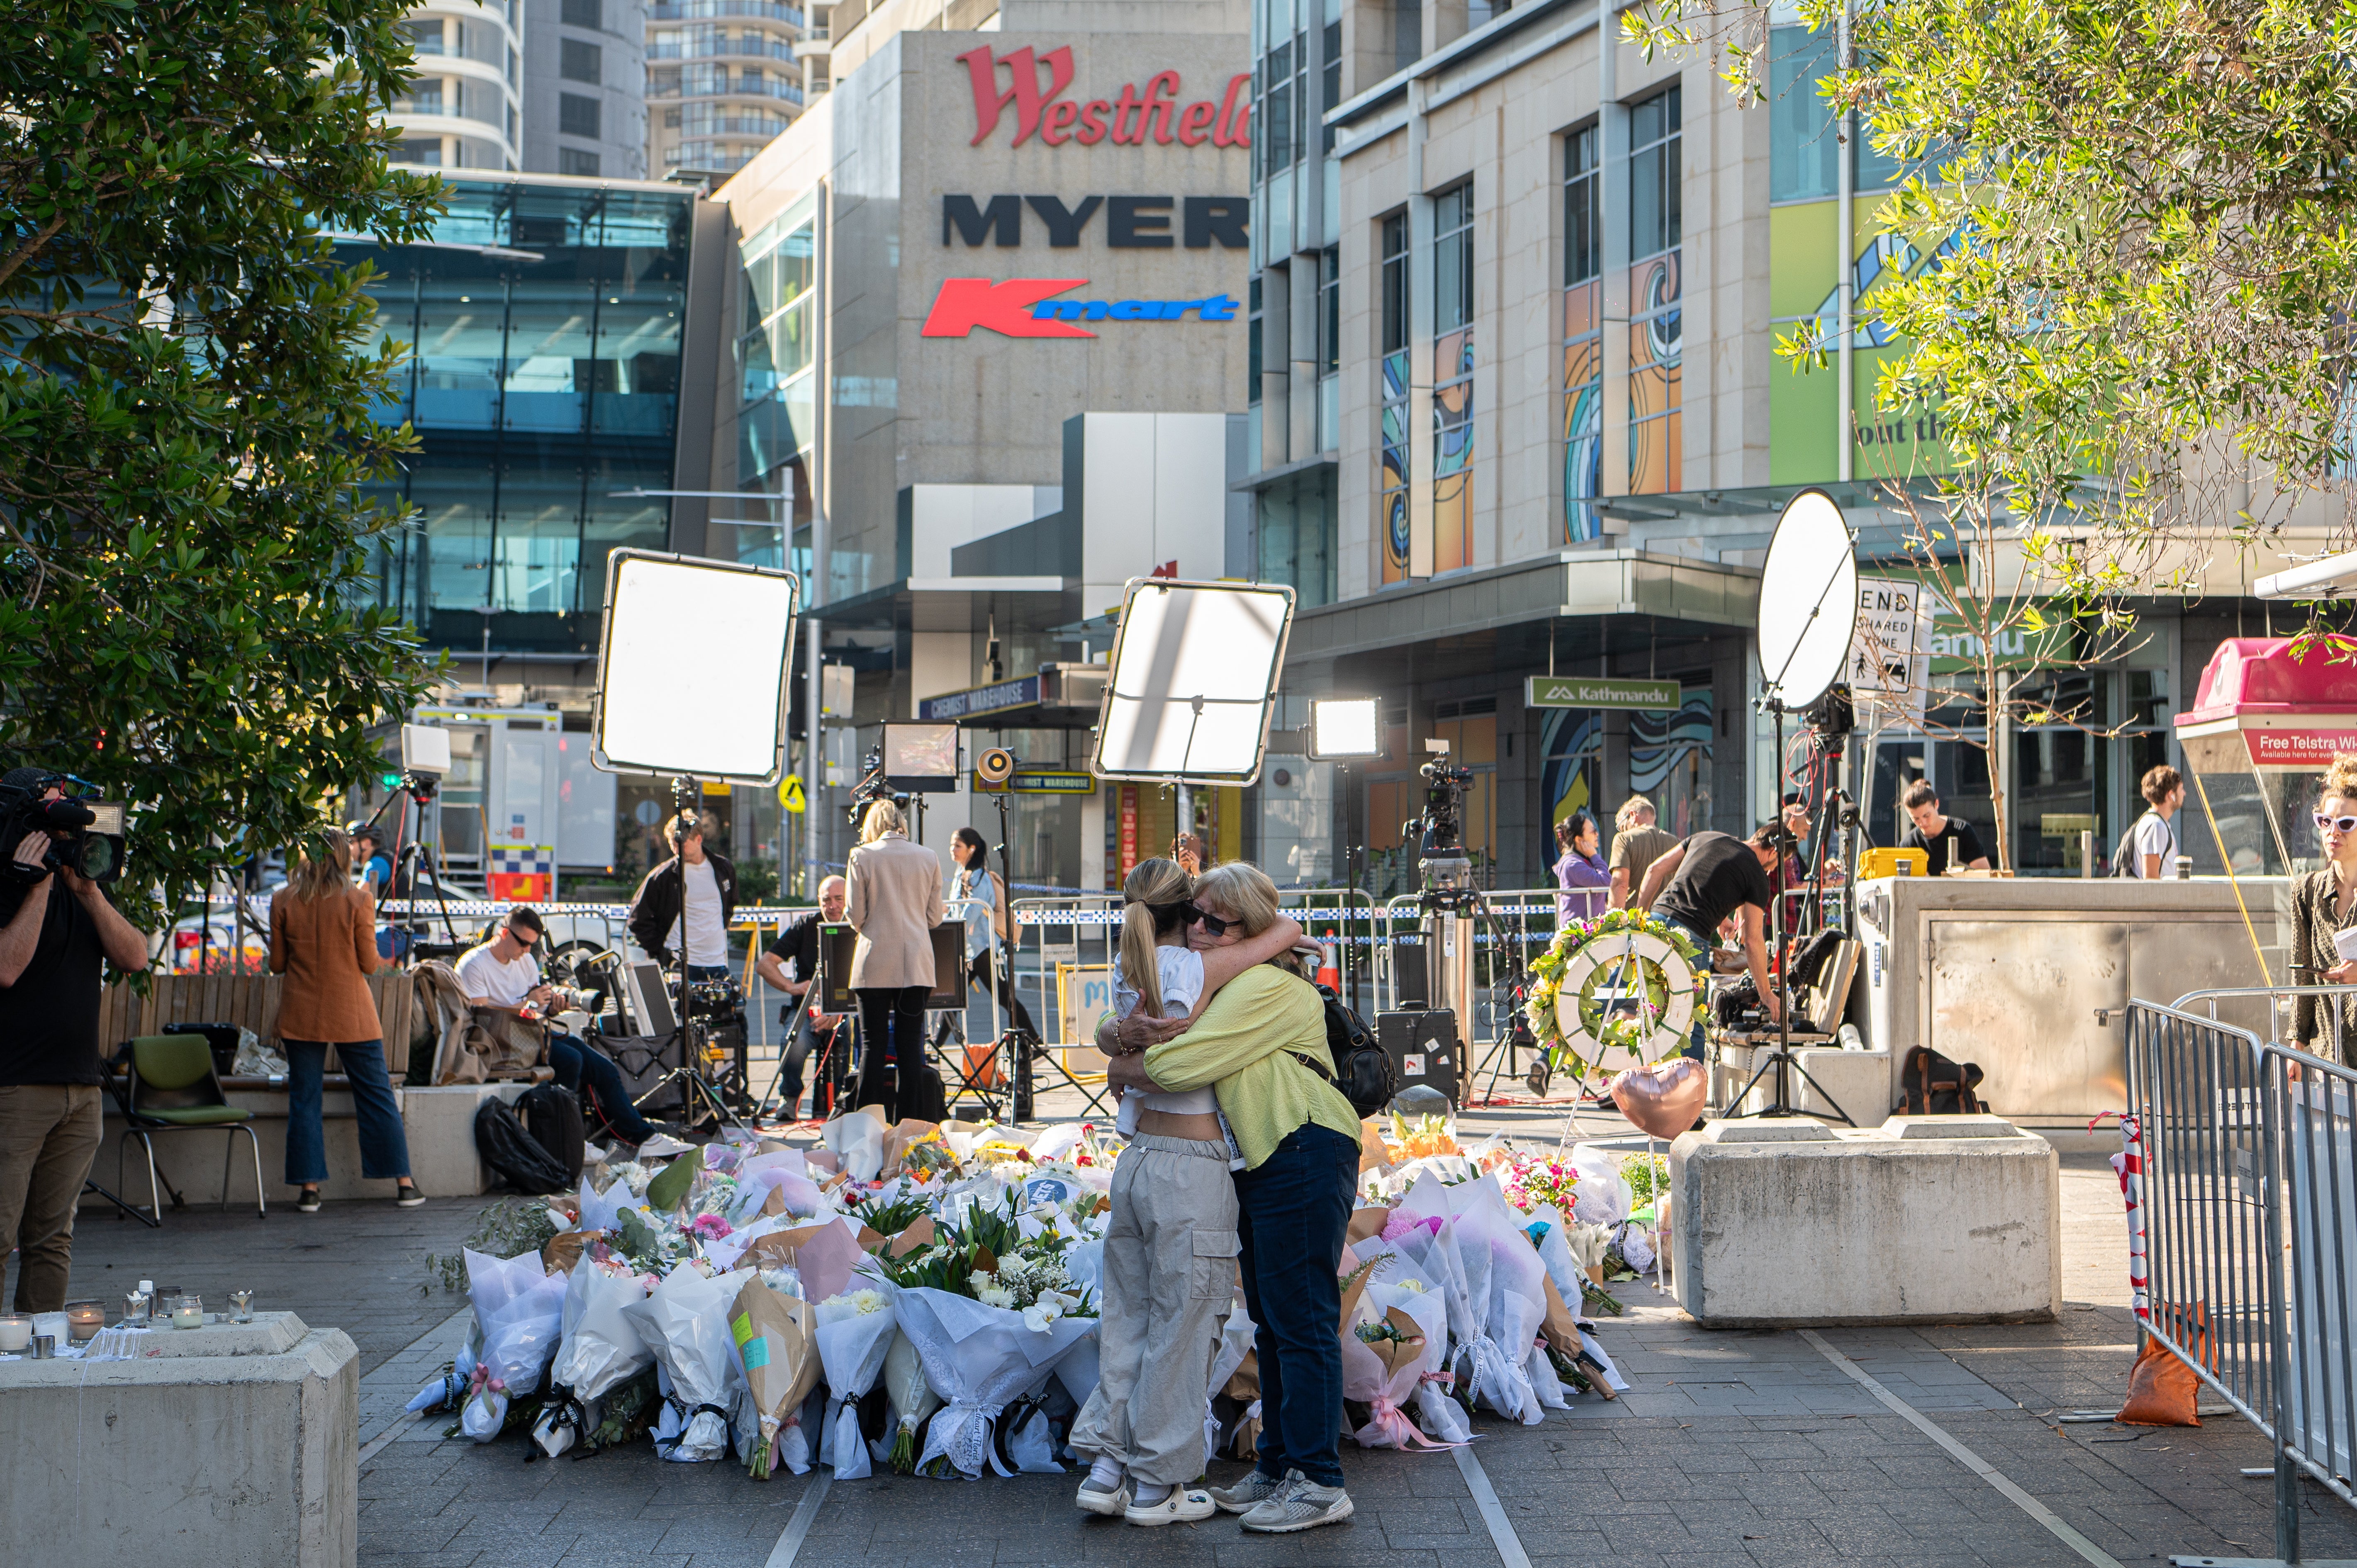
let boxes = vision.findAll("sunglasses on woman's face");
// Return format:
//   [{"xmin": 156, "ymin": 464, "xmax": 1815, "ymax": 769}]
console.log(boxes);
[
  {"xmin": 2319, "ymin": 814, "xmax": 2357, "ymax": 835},
  {"xmin": 1180, "ymin": 901, "xmax": 1239, "ymax": 937}
]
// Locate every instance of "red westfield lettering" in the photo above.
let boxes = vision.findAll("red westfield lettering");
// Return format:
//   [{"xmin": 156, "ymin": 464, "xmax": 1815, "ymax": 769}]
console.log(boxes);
[
  {"xmin": 957, "ymin": 45, "xmax": 1251, "ymax": 150},
  {"xmin": 920, "ymin": 277, "xmax": 1093, "ymax": 338}
]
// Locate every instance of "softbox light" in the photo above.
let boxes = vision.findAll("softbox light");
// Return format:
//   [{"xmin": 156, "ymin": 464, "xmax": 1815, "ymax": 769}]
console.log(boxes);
[
  {"xmin": 1093, "ymin": 579, "xmax": 1295, "ymax": 785},
  {"xmin": 591, "ymin": 549, "xmax": 801, "ymax": 784},
  {"xmin": 1308, "ymin": 696, "xmax": 1383, "ymax": 760}
]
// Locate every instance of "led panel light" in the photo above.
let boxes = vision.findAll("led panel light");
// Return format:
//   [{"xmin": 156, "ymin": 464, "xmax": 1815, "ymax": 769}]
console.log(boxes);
[
  {"xmin": 1309, "ymin": 696, "xmax": 1383, "ymax": 760},
  {"xmin": 1093, "ymin": 579, "xmax": 1295, "ymax": 785},
  {"xmin": 591, "ymin": 549, "xmax": 801, "ymax": 784}
]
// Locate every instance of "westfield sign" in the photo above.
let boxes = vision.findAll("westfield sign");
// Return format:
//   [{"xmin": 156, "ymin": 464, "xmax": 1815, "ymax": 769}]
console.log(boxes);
[{"xmin": 957, "ymin": 45, "xmax": 1252, "ymax": 150}]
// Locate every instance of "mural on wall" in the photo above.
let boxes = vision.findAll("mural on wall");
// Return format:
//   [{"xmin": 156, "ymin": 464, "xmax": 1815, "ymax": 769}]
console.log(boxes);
[
  {"xmin": 1629, "ymin": 691, "xmax": 1714, "ymax": 838},
  {"xmin": 1381, "ymin": 350, "xmax": 1410, "ymax": 582},
  {"xmin": 1562, "ymin": 280, "xmax": 1602, "ymax": 544},
  {"xmin": 1627, "ymin": 252, "xmax": 1683, "ymax": 495},
  {"xmin": 1539, "ymin": 708, "xmax": 1603, "ymax": 865},
  {"xmin": 1432, "ymin": 326, "xmax": 1475, "ymax": 574}
]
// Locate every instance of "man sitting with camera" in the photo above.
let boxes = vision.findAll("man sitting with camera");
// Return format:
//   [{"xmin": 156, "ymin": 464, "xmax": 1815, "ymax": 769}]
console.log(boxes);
[
  {"xmin": 1636, "ymin": 821, "xmax": 1788, "ymax": 1056},
  {"xmin": 456, "ymin": 906, "xmax": 653, "ymax": 1149},
  {"xmin": 754, "ymin": 875, "xmax": 848, "ymax": 1122},
  {"xmin": 0, "ymin": 769, "xmax": 150, "ymax": 1313}
]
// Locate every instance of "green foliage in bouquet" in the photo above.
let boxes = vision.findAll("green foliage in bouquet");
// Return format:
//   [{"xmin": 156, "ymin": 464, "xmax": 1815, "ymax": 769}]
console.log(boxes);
[
  {"xmin": 851, "ymin": 1189, "xmax": 933, "ymax": 1238},
  {"xmin": 423, "ymin": 1198, "xmax": 562, "ymax": 1292},
  {"xmin": 644, "ymin": 1146, "xmax": 703, "ymax": 1215}
]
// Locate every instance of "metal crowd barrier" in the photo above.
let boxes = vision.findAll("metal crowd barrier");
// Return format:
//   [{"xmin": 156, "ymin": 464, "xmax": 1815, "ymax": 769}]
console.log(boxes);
[{"xmin": 2125, "ymin": 984, "xmax": 2357, "ymax": 1562}]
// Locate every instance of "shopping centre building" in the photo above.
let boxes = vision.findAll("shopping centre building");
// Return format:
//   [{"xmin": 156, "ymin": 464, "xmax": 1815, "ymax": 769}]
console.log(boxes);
[{"xmin": 349, "ymin": 0, "xmax": 2343, "ymax": 900}]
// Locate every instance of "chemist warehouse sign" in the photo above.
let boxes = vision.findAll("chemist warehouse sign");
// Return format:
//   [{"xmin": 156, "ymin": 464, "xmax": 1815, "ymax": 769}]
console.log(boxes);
[{"xmin": 922, "ymin": 45, "xmax": 1248, "ymax": 341}]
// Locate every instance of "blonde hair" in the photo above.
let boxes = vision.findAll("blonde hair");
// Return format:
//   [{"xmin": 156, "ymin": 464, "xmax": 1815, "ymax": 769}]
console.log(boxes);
[
  {"xmin": 288, "ymin": 827, "xmax": 354, "ymax": 904},
  {"xmin": 1615, "ymin": 795, "xmax": 1656, "ymax": 830},
  {"xmin": 1118, "ymin": 857, "xmax": 1193, "ymax": 1020},
  {"xmin": 859, "ymin": 799, "xmax": 905, "ymax": 842},
  {"xmin": 2322, "ymin": 755, "xmax": 2357, "ymax": 808}
]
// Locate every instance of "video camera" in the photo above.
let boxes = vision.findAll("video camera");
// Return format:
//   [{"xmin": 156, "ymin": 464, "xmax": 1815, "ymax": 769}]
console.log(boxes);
[
  {"xmin": 1407, "ymin": 745, "xmax": 1475, "ymax": 857},
  {"xmin": 845, "ymin": 744, "xmax": 909, "ymax": 829},
  {"xmin": 0, "ymin": 772, "xmax": 127, "ymax": 886}
]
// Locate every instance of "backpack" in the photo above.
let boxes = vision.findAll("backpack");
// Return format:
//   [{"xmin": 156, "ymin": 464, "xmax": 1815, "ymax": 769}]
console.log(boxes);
[
  {"xmin": 1315, "ymin": 984, "xmax": 1398, "ymax": 1118},
  {"xmin": 473, "ymin": 1097, "xmax": 570, "ymax": 1193},
  {"xmin": 2111, "ymin": 810, "xmax": 2176, "ymax": 878},
  {"xmin": 517, "ymin": 1083, "xmax": 586, "ymax": 1186},
  {"xmin": 1897, "ymin": 1045, "xmax": 1986, "ymax": 1116}
]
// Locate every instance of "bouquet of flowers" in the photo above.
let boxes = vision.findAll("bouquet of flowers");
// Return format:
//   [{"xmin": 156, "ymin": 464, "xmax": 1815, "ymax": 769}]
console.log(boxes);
[
  {"xmin": 462, "ymin": 1247, "xmax": 569, "ymax": 1444},
  {"xmin": 731, "ymin": 1278, "xmax": 822, "ymax": 1479},
  {"xmin": 813, "ymin": 1285, "xmax": 898, "ymax": 1480},
  {"xmin": 894, "ymin": 1285, "xmax": 1099, "ymax": 1478},
  {"xmin": 1342, "ymin": 1288, "xmax": 1452, "ymax": 1449},
  {"xmin": 1524, "ymin": 907, "xmax": 1706, "ymax": 1078},
  {"xmin": 1497, "ymin": 1151, "xmax": 1578, "ymax": 1216},
  {"xmin": 534, "ymin": 1253, "xmax": 654, "ymax": 1457},
  {"xmin": 880, "ymin": 1328, "xmax": 942, "ymax": 1472},
  {"xmin": 621, "ymin": 1261, "xmax": 750, "ymax": 1463}
]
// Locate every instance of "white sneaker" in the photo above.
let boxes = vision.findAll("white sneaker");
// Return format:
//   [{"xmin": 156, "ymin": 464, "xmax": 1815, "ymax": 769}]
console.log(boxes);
[
  {"xmin": 1238, "ymin": 1471, "xmax": 1354, "ymax": 1534},
  {"xmin": 1075, "ymin": 1478, "xmax": 1131, "ymax": 1518},
  {"xmin": 1125, "ymin": 1486, "xmax": 1217, "ymax": 1526}
]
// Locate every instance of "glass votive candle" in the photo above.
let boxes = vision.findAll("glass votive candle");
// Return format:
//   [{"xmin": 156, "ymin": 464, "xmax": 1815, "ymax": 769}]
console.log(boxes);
[
  {"xmin": 228, "ymin": 1290, "xmax": 255, "ymax": 1324},
  {"xmin": 170, "ymin": 1294, "xmax": 205, "ymax": 1329},
  {"xmin": 64, "ymin": 1302, "xmax": 104, "ymax": 1343},
  {"xmin": 123, "ymin": 1288, "xmax": 151, "ymax": 1325},
  {"xmin": 0, "ymin": 1314, "xmax": 29, "ymax": 1352}
]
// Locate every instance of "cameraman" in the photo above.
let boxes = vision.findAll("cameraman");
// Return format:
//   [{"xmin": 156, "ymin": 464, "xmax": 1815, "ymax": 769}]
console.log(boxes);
[
  {"xmin": 0, "ymin": 771, "xmax": 150, "ymax": 1312},
  {"xmin": 1636, "ymin": 821, "xmax": 1788, "ymax": 1053},
  {"xmin": 628, "ymin": 811, "xmax": 737, "ymax": 984},
  {"xmin": 754, "ymin": 875, "xmax": 848, "ymax": 1121},
  {"xmin": 458, "ymin": 907, "xmax": 654, "ymax": 1150}
]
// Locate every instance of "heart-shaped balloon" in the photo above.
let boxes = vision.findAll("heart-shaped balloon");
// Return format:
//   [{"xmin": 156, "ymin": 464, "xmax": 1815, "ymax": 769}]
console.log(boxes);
[{"xmin": 1610, "ymin": 1058, "xmax": 1709, "ymax": 1141}]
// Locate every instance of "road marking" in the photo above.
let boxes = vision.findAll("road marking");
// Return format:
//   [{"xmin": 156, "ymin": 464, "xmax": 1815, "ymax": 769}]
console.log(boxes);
[
  {"xmin": 1451, "ymin": 1444, "xmax": 1532, "ymax": 1568},
  {"xmin": 1800, "ymin": 1328, "xmax": 2123, "ymax": 1568},
  {"xmin": 765, "ymin": 1468, "xmax": 833, "ymax": 1568}
]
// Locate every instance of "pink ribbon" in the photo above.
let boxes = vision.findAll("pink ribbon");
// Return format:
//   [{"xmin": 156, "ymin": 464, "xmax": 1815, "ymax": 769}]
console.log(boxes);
[{"xmin": 1354, "ymin": 1380, "xmax": 1468, "ymax": 1451}]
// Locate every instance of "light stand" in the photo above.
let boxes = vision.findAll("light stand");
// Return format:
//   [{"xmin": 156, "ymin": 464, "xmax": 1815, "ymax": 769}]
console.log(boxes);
[
  {"xmin": 631, "ymin": 777, "xmax": 754, "ymax": 1139},
  {"xmin": 979, "ymin": 787, "xmax": 1109, "ymax": 1123}
]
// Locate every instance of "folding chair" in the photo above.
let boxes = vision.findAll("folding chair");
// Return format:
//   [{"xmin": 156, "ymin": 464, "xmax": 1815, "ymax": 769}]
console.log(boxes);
[{"xmin": 110, "ymin": 1034, "xmax": 265, "ymax": 1220}]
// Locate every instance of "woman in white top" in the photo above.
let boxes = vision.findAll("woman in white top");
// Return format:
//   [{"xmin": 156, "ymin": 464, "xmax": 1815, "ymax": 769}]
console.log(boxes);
[
  {"xmin": 1069, "ymin": 857, "xmax": 1301, "ymax": 1526},
  {"xmin": 948, "ymin": 827, "xmax": 1038, "ymax": 1041}
]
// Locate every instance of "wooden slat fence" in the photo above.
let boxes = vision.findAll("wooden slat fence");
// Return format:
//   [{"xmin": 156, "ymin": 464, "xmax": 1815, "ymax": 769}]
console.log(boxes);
[{"xmin": 100, "ymin": 971, "xmax": 419, "ymax": 1076}]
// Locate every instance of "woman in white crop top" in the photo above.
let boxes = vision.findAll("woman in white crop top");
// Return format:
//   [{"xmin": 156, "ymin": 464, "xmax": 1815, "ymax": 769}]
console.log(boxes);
[{"xmin": 1068, "ymin": 857, "xmax": 1301, "ymax": 1525}]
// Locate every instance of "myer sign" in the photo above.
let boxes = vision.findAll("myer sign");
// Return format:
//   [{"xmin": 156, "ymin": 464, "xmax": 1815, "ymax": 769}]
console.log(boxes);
[{"xmin": 1524, "ymin": 676, "xmax": 1682, "ymax": 711}]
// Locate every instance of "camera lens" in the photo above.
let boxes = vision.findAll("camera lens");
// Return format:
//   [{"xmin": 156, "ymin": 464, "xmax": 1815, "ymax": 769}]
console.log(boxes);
[{"xmin": 77, "ymin": 838, "xmax": 115, "ymax": 880}]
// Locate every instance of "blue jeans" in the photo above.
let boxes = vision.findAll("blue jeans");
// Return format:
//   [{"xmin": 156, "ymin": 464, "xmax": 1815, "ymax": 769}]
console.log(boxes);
[
  {"xmin": 282, "ymin": 1039, "xmax": 410, "ymax": 1188},
  {"xmin": 1659, "ymin": 918, "xmax": 1711, "ymax": 1061},
  {"xmin": 549, "ymin": 1033, "xmax": 655, "ymax": 1146},
  {"xmin": 1232, "ymin": 1122, "xmax": 1359, "ymax": 1489}
]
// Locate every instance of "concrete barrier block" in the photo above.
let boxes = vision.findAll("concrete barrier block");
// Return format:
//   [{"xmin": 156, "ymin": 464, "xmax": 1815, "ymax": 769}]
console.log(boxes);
[
  {"xmin": 1668, "ymin": 1115, "xmax": 2060, "ymax": 1327},
  {"xmin": 0, "ymin": 1314, "xmax": 358, "ymax": 1567}
]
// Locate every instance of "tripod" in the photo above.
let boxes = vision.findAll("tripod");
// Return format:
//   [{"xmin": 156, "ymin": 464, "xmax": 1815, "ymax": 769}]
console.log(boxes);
[
  {"xmin": 1724, "ymin": 698, "xmax": 1856, "ymax": 1127},
  {"xmin": 628, "ymin": 780, "xmax": 754, "ymax": 1139},
  {"xmin": 978, "ymin": 789, "xmax": 1111, "ymax": 1123}
]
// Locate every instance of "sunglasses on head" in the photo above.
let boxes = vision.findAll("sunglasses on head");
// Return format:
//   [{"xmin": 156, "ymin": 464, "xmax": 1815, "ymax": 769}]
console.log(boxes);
[
  {"xmin": 2319, "ymin": 813, "xmax": 2357, "ymax": 835},
  {"xmin": 1178, "ymin": 901, "xmax": 1240, "ymax": 937}
]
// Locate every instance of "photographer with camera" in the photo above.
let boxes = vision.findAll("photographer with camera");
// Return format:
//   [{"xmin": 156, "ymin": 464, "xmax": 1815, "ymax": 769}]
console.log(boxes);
[
  {"xmin": 627, "ymin": 810, "xmax": 738, "ymax": 986},
  {"xmin": 458, "ymin": 907, "xmax": 654, "ymax": 1150},
  {"xmin": 754, "ymin": 875, "xmax": 849, "ymax": 1121},
  {"xmin": 0, "ymin": 768, "xmax": 149, "ymax": 1312},
  {"xmin": 1636, "ymin": 821, "xmax": 1789, "ymax": 1055}
]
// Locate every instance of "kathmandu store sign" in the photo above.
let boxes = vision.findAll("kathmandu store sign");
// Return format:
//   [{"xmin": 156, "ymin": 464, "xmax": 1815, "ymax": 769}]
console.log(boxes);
[
  {"xmin": 922, "ymin": 278, "xmax": 1239, "ymax": 339},
  {"xmin": 959, "ymin": 46, "xmax": 1251, "ymax": 149}
]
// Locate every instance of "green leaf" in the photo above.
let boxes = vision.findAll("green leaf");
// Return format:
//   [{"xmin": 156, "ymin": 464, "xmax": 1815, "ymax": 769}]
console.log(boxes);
[{"xmin": 645, "ymin": 1146, "xmax": 703, "ymax": 1215}]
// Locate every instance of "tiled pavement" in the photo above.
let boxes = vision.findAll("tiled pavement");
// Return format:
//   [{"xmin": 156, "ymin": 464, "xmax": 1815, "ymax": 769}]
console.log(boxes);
[{"xmin": 18, "ymin": 1139, "xmax": 2357, "ymax": 1567}]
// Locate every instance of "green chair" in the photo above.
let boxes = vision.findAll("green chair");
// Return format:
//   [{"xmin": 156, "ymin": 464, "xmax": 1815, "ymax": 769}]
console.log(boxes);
[{"xmin": 110, "ymin": 1034, "xmax": 265, "ymax": 1220}]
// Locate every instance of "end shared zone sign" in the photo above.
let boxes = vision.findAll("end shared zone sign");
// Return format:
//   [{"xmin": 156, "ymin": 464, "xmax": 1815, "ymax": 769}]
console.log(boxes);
[{"xmin": 1523, "ymin": 676, "xmax": 1682, "ymax": 711}]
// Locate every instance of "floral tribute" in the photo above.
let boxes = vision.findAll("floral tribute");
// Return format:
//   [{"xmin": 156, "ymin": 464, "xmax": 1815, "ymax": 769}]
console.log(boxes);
[{"xmin": 1522, "ymin": 907, "xmax": 1706, "ymax": 1079}]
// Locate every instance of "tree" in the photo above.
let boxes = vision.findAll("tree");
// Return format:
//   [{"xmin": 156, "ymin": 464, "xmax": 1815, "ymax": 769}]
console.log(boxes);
[
  {"xmin": 0, "ymin": 0, "xmax": 444, "ymax": 935},
  {"xmin": 1630, "ymin": 0, "xmax": 2357, "ymax": 594}
]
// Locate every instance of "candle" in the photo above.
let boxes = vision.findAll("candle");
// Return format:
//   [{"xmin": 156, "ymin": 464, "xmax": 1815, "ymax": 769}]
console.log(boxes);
[
  {"xmin": 0, "ymin": 1315, "xmax": 29, "ymax": 1352},
  {"xmin": 171, "ymin": 1294, "xmax": 204, "ymax": 1329},
  {"xmin": 228, "ymin": 1290, "xmax": 256, "ymax": 1324},
  {"xmin": 64, "ymin": 1302, "xmax": 103, "ymax": 1343}
]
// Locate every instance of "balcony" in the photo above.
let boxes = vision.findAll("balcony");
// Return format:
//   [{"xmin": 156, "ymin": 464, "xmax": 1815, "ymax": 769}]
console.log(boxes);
[
  {"xmin": 674, "ymin": 113, "xmax": 792, "ymax": 136},
  {"xmin": 648, "ymin": 36, "xmax": 799, "ymax": 62},
  {"xmin": 649, "ymin": 71, "xmax": 804, "ymax": 103},
  {"xmin": 652, "ymin": 0, "xmax": 803, "ymax": 19}
]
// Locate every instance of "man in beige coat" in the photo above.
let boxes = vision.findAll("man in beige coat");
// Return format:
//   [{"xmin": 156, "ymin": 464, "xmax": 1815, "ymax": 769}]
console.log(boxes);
[{"xmin": 845, "ymin": 800, "xmax": 944, "ymax": 1118}]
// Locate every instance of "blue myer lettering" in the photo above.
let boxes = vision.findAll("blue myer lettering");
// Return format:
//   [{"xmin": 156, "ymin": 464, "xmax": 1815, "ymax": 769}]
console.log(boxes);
[
  {"xmin": 942, "ymin": 194, "xmax": 1248, "ymax": 249},
  {"xmin": 1028, "ymin": 295, "xmax": 1239, "ymax": 322}
]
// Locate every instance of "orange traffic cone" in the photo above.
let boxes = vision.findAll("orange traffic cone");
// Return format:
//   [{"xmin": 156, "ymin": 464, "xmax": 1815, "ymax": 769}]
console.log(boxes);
[{"xmin": 1316, "ymin": 932, "xmax": 1341, "ymax": 991}]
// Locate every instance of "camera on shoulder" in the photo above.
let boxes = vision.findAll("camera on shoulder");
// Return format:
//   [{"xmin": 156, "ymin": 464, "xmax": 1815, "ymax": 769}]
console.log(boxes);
[{"xmin": 0, "ymin": 771, "xmax": 129, "ymax": 887}]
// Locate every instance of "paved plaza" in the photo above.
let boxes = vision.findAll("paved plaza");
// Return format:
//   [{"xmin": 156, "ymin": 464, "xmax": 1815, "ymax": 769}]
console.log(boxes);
[{"xmin": 13, "ymin": 1139, "xmax": 2356, "ymax": 1568}]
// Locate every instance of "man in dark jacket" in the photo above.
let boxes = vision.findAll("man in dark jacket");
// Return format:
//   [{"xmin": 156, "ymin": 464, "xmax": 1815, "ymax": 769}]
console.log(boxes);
[{"xmin": 627, "ymin": 812, "xmax": 738, "ymax": 979}]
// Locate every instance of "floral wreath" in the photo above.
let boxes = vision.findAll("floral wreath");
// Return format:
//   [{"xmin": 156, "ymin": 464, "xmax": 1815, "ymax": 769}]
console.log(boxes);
[{"xmin": 1524, "ymin": 908, "xmax": 1706, "ymax": 1079}]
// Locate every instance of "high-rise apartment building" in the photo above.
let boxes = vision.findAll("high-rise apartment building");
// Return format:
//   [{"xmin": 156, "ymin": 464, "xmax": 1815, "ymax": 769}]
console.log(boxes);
[
  {"xmin": 522, "ymin": 0, "xmax": 650, "ymax": 178},
  {"xmin": 387, "ymin": 0, "xmax": 649, "ymax": 179},
  {"xmin": 647, "ymin": 0, "xmax": 814, "ymax": 178}
]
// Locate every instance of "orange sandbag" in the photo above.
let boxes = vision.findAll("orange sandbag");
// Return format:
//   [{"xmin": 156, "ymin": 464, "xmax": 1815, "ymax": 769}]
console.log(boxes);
[{"xmin": 2117, "ymin": 1302, "xmax": 2212, "ymax": 1427}]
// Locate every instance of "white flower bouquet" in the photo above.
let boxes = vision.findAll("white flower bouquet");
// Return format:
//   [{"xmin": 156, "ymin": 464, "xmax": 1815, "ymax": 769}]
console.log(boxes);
[
  {"xmin": 893, "ymin": 1286, "xmax": 1098, "ymax": 1478},
  {"xmin": 621, "ymin": 1261, "xmax": 751, "ymax": 1463},
  {"xmin": 813, "ymin": 1283, "xmax": 898, "ymax": 1479}
]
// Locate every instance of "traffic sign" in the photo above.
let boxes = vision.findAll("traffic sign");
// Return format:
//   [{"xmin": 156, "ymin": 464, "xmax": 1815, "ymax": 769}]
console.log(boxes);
[{"xmin": 779, "ymin": 776, "xmax": 806, "ymax": 814}]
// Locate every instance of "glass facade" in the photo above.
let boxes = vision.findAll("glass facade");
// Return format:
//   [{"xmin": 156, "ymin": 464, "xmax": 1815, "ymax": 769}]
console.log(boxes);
[
  {"xmin": 1627, "ymin": 86, "xmax": 1683, "ymax": 495},
  {"xmin": 1562, "ymin": 123, "xmax": 1602, "ymax": 543},
  {"xmin": 1432, "ymin": 183, "xmax": 1476, "ymax": 574},
  {"xmin": 733, "ymin": 195, "xmax": 818, "ymax": 574},
  {"xmin": 347, "ymin": 178, "xmax": 693, "ymax": 654}
]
